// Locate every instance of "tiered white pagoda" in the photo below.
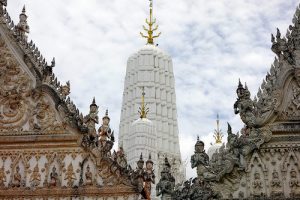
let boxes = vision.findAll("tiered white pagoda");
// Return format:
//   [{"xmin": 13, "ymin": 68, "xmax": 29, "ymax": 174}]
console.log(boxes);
[{"xmin": 118, "ymin": 0, "xmax": 185, "ymax": 184}]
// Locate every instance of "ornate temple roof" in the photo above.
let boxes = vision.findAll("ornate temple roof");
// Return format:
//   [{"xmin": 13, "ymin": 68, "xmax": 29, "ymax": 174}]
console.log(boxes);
[{"xmin": 0, "ymin": 2, "xmax": 86, "ymax": 133}]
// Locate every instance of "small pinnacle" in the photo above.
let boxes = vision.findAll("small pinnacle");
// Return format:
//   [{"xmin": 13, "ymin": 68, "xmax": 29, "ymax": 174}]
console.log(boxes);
[
  {"xmin": 22, "ymin": 5, "xmax": 26, "ymax": 14},
  {"xmin": 140, "ymin": 153, "xmax": 143, "ymax": 160}
]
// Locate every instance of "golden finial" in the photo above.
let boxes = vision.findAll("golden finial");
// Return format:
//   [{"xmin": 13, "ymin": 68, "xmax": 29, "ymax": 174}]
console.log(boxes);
[
  {"xmin": 213, "ymin": 114, "xmax": 223, "ymax": 144},
  {"xmin": 138, "ymin": 86, "xmax": 149, "ymax": 118},
  {"xmin": 140, "ymin": 0, "xmax": 161, "ymax": 45}
]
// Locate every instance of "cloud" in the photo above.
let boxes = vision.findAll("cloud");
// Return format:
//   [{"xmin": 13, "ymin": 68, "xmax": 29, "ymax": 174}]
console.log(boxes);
[{"xmin": 7, "ymin": 0, "xmax": 299, "ymax": 179}]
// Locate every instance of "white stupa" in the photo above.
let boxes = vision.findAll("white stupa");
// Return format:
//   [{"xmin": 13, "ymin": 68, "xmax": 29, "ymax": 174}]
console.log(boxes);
[
  {"xmin": 207, "ymin": 114, "xmax": 224, "ymax": 159},
  {"xmin": 118, "ymin": 0, "xmax": 185, "ymax": 185}
]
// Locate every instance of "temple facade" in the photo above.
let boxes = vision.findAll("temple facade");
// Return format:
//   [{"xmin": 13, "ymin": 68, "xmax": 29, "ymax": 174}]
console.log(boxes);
[
  {"xmin": 0, "ymin": 1, "xmax": 155, "ymax": 199},
  {"xmin": 118, "ymin": 0, "xmax": 185, "ymax": 186}
]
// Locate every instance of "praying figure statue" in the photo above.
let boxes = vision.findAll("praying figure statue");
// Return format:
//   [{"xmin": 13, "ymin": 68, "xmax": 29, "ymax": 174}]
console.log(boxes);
[
  {"xmin": 98, "ymin": 109, "xmax": 112, "ymax": 147},
  {"xmin": 12, "ymin": 166, "xmax": 22, "ymax": 187},
  {"xmin": 16, "ymin": 6, "xmax": 30, "ymax": 40},
  {"xmin": 30, "ymin": 164, "xmax": 41, "ymax": 187},
  {"xmin": 49, "ymin": 166, "xmax": 59, "ymax": 187},
  {"xmin": 191, "ymin": 136, "xmax": 209, "ymax": 179},
  {"xmin": 85, "ymin": 165, "xmax": 93, "ymax": 186}
]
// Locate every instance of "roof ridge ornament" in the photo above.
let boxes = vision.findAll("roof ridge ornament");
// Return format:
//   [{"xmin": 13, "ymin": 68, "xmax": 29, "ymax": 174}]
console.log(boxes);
[{"xmin": 140, "ymin": 0, "xmax": 161, "ymax": 45}]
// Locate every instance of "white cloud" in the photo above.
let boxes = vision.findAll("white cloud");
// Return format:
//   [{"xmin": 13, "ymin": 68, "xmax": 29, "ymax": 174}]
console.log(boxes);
[{"xmin": 7, "ymin": 0, "xmax": 299, "ymax": 179}]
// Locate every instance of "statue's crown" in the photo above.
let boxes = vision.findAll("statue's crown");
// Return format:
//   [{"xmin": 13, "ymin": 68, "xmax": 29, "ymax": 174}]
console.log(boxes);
[{"xmin": 195, "ymin": 135, "xmax": 204, "ymax": 146}]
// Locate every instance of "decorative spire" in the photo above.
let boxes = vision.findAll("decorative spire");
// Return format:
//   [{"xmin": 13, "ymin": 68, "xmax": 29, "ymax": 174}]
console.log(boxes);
[
  {"xmin": 21, "ymin": 5, "xmax": 26, "ymax": 15},
  {"xmin": 236, "ymin": 78, "xmax": 244, "ymax": 95},
  {"xmin": 90, "ymin": 97, "xmax": 97, "ymax": 107},
  {"xmin": 146, "ymin": 153, "xmax": 153, "ymax": 164},
  {"xmin": 138, "ymin": 86, "xmax": 149, "ymax": 118},
  {"xmin": 213, "ymin": 114, "xmax": 223, "ymax": 144},
  {"xmin": 238, "ymin": 78, "xmax": 244, "ymax": 89},
  {"xmin": 137, "ymin": 153, "xmax": 144, "ymax": 164},
  {"xmin": 103, "ymin": 109, "xmax": 110, "ymax": 120},
  {"xmin": 140, "ymin": 0, "xmax": 161, "ymax": 45}
]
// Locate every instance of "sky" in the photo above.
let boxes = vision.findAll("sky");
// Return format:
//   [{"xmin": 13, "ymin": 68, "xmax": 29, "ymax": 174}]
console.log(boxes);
[{"xmin": 7, "ymin": 0, "xmax": 300, "ymax": 178}]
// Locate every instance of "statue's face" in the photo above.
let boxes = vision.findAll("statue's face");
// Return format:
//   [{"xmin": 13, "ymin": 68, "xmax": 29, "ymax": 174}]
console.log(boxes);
[
  {"xmin": 90, "ymin": 105, "xmax": 97, "ymax": 113},
  {"xmin": 195, "ymin": 144, "xmax": 204, "ymax": 152},
  {"xmin": 103, "ymin": 118, "xmax": 109, "ymax": 125},
  {"xmin": 52, "ymin": 167, "xmax": 56, "ymax": 172},
  {"xmin": 62, "ymin": 86, "xmax": 70, "ymax": 94},
  {"xmin": 87, "ymin": 167, "xmax": 90, "ymax": 172},
  {"xmin": 20, "ymin": 15, "xmax": 27, "ymax": 22},
  {"xmin": 237, "ymin": 88, "xmax": 244, "ymax": 98},
  {"xmin": 137, "ymin": 161, "xmax": 144, "ymax": 169},
  {"xmin": 146, "ymin": 162, "xmax": 153, "ymax": 170}
]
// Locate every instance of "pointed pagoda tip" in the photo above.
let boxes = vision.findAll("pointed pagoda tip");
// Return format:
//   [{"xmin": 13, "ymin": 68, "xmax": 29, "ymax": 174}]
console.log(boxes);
[
  {"xmin": 140, "ymin": 152, "xmax": 143, "ymax": 160},
  {"xmin": 149, "ymin": 153, "xmax": 151, "ymax": 160},
  {"xmin": 22, "ymin": 5, "xmax": 26, "ymax": 13},
  {"xmin": 197, "ymin": 135, "xmax": 199, "ymax": 141}
]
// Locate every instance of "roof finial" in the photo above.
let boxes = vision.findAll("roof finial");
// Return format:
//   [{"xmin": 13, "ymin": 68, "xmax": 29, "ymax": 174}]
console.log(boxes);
[
  {"xmin": 138, "ymin": 86, "xmax": 149, "ymax": 118},
  {"xmin": 140, "ymin": 0, "xmax": 161, "ymax": 45},
  {"xmin": 213, "ymin": 114, "xmax": 223, "ymax": 144}
]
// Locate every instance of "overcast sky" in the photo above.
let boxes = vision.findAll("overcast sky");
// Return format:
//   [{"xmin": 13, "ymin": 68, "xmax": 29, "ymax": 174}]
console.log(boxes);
[{"xmin": 8, "ymin": 0, "xmax": 299, "ymax": 178}]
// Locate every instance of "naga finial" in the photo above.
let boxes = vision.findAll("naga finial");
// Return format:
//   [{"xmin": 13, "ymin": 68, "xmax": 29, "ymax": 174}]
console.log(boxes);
[
  {"xmin": 138, "ymin": 86, "xmax": 149, "ymax": 119},
  {"xmin": 140, "ymin": 0, "xmax": 161, "ymax": 45},
  {"xmin": 213, "ymin": 114, "xmax": 223, "ymax": 144}
]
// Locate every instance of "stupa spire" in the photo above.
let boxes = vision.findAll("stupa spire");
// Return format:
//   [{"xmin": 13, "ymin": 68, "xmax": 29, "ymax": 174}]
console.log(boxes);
[
  {"xmin": 140, "ymin": 0, "xmax": 161, "ymax": 45},
  {"xmin": 138, "ymin": 86, "xmax": 149, "ymax": 118},
  {"xmin": 213, "ymin": 114, "xmax": 223, "ymax": 144}
]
